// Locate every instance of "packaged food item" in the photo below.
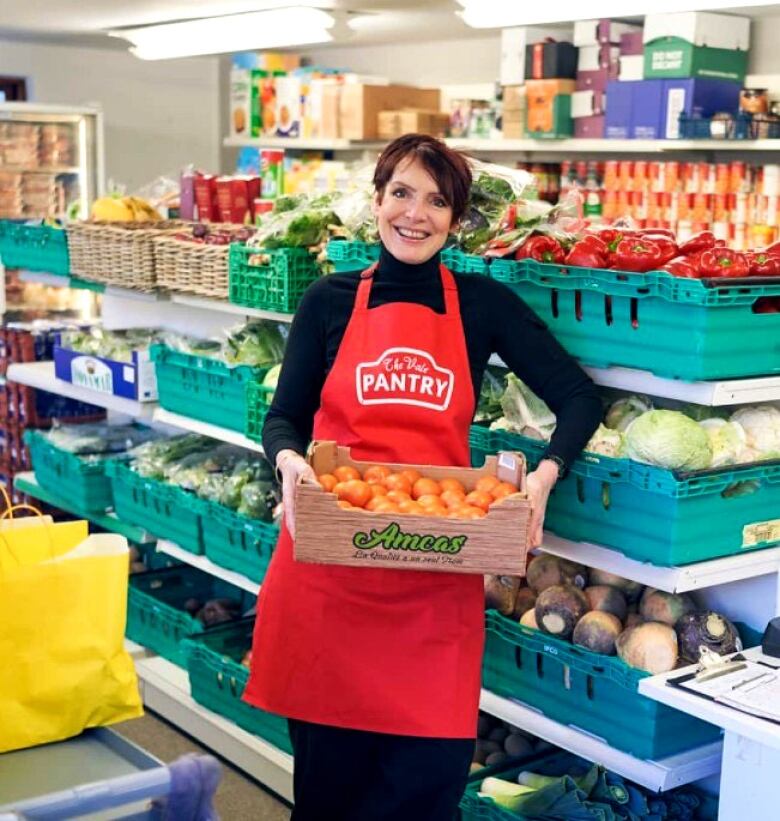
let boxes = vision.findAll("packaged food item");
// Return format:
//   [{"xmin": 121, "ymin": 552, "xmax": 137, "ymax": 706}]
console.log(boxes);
[
  {"xmin": 274, "ymin": 76, "xmax": 302, "ymax": 138},
  {"xmin": 260, "ymin": 150, "xmax": 285, "ymax": 199},
  {"xmin": 740, "ymin": 88, "xmax": 769, "ymax": 114},
  {"xmin": 230, "ymin": 68, "xmax": 252, "ymax": 137}
]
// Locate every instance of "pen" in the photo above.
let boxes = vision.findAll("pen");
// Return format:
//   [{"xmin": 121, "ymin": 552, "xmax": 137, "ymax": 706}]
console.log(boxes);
[{"xmin": 731, "ymin": 672, "xmax": 773, "ymax": 691}]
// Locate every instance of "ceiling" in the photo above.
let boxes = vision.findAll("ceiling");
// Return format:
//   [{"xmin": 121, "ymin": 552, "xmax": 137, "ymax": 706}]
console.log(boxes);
[{"xmin": 0, "ymin": 1, "xmax": 777, "ymax": 52}]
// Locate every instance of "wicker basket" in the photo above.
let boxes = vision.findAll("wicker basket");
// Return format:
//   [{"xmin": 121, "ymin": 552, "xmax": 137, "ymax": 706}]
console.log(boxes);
[
  {"xmin": 66, "ymin": 220, "xmax": 184, "ymax": 291},
  {"xmin": 153, "ymin": 235, "xmax": 232, "ymax": 298}
]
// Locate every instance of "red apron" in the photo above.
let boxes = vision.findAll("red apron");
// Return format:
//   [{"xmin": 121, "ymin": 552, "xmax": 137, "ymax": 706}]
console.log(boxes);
[{"xmin": 243, "ymin": 264, "xmax": 484, "ymax": 738}]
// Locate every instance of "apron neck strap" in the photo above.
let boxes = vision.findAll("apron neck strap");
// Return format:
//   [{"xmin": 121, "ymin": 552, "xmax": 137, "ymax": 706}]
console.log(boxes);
[{"xmin": 355, "ymin": 262, "xmax": 460, "ymax": 317}]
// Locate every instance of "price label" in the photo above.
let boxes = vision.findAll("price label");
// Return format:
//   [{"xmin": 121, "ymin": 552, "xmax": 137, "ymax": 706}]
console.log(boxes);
[{"xmin": 743, "ymin": 519, "xmax": 780, "ymax": 548}]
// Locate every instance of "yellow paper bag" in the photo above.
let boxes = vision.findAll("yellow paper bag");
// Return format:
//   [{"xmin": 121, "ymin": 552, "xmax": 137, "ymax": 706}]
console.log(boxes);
[{"xmin": 0, "ymin": 525, "xmax": 143, "ymax": 752}]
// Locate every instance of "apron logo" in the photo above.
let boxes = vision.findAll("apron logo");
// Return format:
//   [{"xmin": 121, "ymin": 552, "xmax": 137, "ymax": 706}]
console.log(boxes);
[
  {"xmin": 353, "ymin": 522, "xmax": 467, "ymax": 554},
  {"xmin": 355, "ymin": 347, "xmax": 454, "ymax": 411}
]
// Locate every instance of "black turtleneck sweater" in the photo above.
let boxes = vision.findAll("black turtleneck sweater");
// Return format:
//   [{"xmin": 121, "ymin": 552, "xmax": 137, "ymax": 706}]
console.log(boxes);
[{"xmin": 262, "ymin": 246, "xmax": 602, "ymax": 472}]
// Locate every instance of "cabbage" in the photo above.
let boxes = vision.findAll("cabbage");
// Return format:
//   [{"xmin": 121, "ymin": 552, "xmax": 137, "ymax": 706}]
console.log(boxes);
[
  {"xmin": 625, "ymin": 410, "xmax": 712, "ymax": 471},
  {"xmin": 604, "ymin": 395, "xmax": 652, "ymax": 432},
  {"xmin": 729, "ymin": 405, "xmax": 780, "ymax": 461},
  {"xmin": 262, "ymin": 364, "xmax": 282, "ymax": 405},
  {"xmin": 584, "ymin": 424, "xmax": 626, "ymax": 458},
  {"xmin": 700, "ymin": 418, "xmax": 747, "ymax": 467},
  {"xmin": 498, "ymin": 373, "xmax": 556, "ymax": 441}
]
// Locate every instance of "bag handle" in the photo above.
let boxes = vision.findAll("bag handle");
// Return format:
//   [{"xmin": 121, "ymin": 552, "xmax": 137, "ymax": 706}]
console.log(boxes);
[{"xmin": 0, "ymin": 485, "xmax": 55, "ymax": 571}]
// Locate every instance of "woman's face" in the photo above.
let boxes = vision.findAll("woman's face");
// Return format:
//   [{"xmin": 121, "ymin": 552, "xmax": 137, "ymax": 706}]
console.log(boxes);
[{"xmin": 372, "ymin": 156, "xmax": 454, "ymax": 265}]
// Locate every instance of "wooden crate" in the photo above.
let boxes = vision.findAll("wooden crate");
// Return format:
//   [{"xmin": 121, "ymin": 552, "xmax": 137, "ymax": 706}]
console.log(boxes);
[{"xmin": 294, "ymin": 441, "xmax": 532, "ymax": 576}]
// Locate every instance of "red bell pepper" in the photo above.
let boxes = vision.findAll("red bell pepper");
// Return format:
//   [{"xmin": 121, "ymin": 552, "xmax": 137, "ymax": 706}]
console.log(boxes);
[
  {"xmin": 661, "ymin": 257, "xmax": 700, "ymax": 278},
  {"xmin": 515, "ymin": 235, "xmax": 565, "ymax": 264},
  {"xmin": 565, "ymin": 236, "xmax": 609, "ymax": 269},
  {"xmin": 698, "ymin": 247, "xmax": 750, "ymax": 279},
  {"xmin": 639, "ymin": 234, "xmax": 678, "ymax": 266},
  {"xmin": 639, "ymin": 227, "xmax": 676, "ymax": 241},
  {"xmin": 500, "ymin": 203, "xmax": 517, "ymax": 232},
  {"xmin": 746, "ymin": 249, "xmax": 780, "ymax": 277},
  {"xmin": 678, "ymin": 231, "xmax": 716, "ymax": 256},
  {"xmin": 613, "ymin": 237, "xmax": 664, "ymax": 273}
]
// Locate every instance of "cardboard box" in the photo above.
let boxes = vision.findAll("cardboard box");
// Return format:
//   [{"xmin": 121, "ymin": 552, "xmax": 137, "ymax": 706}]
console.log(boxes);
[
  {"xmin": 294, "ymin": 441, "xmax": 530, "ymax": 576},
  {"xmin": 604, "ymin": 81, "xmax": 634, "ymax": 138},
  {"xmin": 643, "ymin": 40, "xmax": 748, "ymax": 83},
  {"xmin": 339, "ymin": 84, "xmax": 441, "ymax": 140},
  {"xmin": 643, "ymin": 11, "xmax": 750, "ymax": 51},
  {"xmin": 377, "ymin": 109, "xmax": 450, "ymax": 139},
  {"xmin": 259, "ymin": 74, "xmax": 280, "ymax": 137},
  {"xmin": 576, "ymin": 67, "xmax": 618, "ymax": 92},
  {"xmin": 274, "ymin": 76, "xmax": 302, "ymax": 138},
  {"xmin": 525, "ymin": 80, "xmax": 575, "ymax": 138},
  {"xmin": 577, "ymin": 44, "xmax": 620, "ymax": 73},
  {"xmin": 631, "ymin": 79, "xmax": 666, "ymax": 138},
  {"xmin": 260, "ymin": 150, "xmax": 285, "ymax": 200},
  {"xmin": 502, "ymin": 84, "xmax": 525, "ymax": 112},
  {"xmin": 619, "ymin": 55, "xmax": 645, "ymax": 82},
  {"xmin": 572, "ymin": 89, "xmax": 606, "ymax": 118},
  {"xmin": 320, "ymin": 81, "xmax": 341, "ymax": 138},
  {"xmin": 574, "ymin": 19, "xmax": 642, "ymax": 47},
  {"xmin": 229, "ymin": 68, "xmax": 252, "ymax": 137},
  {"xmin": 525, "ymin": 41, "xmax": 578, "ymax": 80},
  {"xmin": 574, "ymin": 114, "xmax": 606, "ymax": 138},
  {"xmin": 500, "ymin": 26, "xmax": 559, "ymax": 84},
  {"xmin": 193, "ymin": 174, "xmax": 218, "ymax": 222},
  {"xmin": 662, "ymin": 78, "xmax": 741, "ymax": 139},
  {"xmin": 216, "ymin": 176, "xmax": 261, "ymax": 223},
  {"xmin": 502, "ymin": 107, "xmax": 526, "ymax": 139},
  {"xmin": 620, "ymin": 31, "xmax": 644, "ymax": 56}
]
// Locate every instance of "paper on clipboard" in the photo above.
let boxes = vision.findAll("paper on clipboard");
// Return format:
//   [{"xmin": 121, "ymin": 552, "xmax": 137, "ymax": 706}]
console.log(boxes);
[{"xmin": 672, "ymin": 660, "xmax": 780, "ymax": 724}]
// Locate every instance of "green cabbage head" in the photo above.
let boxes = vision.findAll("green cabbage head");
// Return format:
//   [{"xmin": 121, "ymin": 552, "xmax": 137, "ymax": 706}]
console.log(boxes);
[{"xmin": 625, "ymin": 410, "xmax": 712, "ymax": 471}]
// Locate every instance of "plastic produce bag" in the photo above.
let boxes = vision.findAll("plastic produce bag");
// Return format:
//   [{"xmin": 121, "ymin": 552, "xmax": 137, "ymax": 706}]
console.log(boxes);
[{"xmin": 492, "ymin": 373, "xmax": 557, "ymax": 440}]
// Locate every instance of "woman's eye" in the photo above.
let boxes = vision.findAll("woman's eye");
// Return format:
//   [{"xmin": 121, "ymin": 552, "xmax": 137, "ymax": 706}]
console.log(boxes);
[
  {"xmin": 432, "ymin": 198, "xmax": 447, "ymax": 208},
  {"xmin": 391, "ymin": 188, "xmax": 407, "ymax": 198}
]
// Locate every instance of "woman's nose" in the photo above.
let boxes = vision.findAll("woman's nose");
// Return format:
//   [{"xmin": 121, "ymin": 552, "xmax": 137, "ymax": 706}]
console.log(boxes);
[{"xmin": 405, "ymin": 197, "xmax": 426, "ymax": 221}]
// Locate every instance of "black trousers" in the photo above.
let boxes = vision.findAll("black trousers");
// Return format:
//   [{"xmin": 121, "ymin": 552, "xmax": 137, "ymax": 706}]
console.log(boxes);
[{"xmin": 287, "ymin": 718, "xmax": 475, "ymax": 821}]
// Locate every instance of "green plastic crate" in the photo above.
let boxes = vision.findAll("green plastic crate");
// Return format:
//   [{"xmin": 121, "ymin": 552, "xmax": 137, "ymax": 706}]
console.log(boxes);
[
  {"xmin": 107, "ymin": 461, "xmax": 204, "ymax": 555},
  {"xmin": 483, "ymin": 611, "xmax": 721, "ymax": 760},
  {"xmin": 198, "ymin": 498, "xmax": 279, "ymax": 583},
  {"xmin": 245, "ymin": 381, "xmax": 275, "ymax": 443},
  {"xmin": 151, "ymin": 345, "xmax": 269, "ymax": 435},
  {"xmin": 0, "ymin": 221, "xmax": 69, "ymax": 275},
  {"xmin": 229, "ymin": 244, "xmax": 321, "ymax": 314},
  {"xmin": 490, "ymin": 258, "xmax": 780, "ymax": 380},
  {"xmin": 471, "ymin": 424, "xmax": 780, "ymax": 566},
  {"xmin": 184, "ymin": 618, "xmax": 293, "ymax": 754},
  {"xmin": 326, "ymin": 240, "xmax": 490, "ymax": 276},
  {"xmin": 25, "ymin": 430, "xmax": 114, "ymax": 513}
]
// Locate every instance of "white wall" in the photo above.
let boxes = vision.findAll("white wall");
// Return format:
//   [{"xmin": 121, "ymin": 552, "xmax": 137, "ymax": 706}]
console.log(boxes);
[{"xmin": 0, "ymin": 39, "xmax": 221, "ymax": 192}]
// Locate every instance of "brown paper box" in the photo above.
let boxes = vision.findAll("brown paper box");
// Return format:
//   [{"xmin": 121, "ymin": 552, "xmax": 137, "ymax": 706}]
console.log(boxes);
[
  {"xmin": 320, "ymin": 82, "xmax": 341, "ymax": 138},
  {"xmin": 294, "ymin": 441, "xmax": 531, "ymax": 576},
  {"xmin": 377, "ymin": 109, "xmax": 451, "ymax": 139},
  {"xmin": 503, "ymin": 84, "xmax": 526, "ymax": 112},
  {"xmin": 339, "ymin": 84, "xmax": 441, "ymax": 140}
]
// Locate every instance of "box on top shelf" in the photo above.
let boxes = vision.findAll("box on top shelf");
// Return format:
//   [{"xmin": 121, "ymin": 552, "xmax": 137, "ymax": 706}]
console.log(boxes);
[
  {"xmin": 577, "ymin": 44, "xmax": 620, "ymax": 73},
  {"xmin": 663, "ymin": 78, "xmax": 741, "ymax": 139},
  {"xmin": 294, "ymin": 441, "xmax": 531, "ymax": 576},
  {"xmin": 338, "ymin": 84, "xmax": 441, "ymax": 139},
  {"xmin": 377, "ymin": 110, "xmax": 450, "ymax": 140},
  {"xmin": 525, "ymin": 40, "xmax": 578, "ymax": 80},
  {"xmin": 574, "ymin": 114, "xmax": 605, "ymax": 138},
  {"xmin": 525, "ymin": 79, "xmax": 575, "ymax": 139},
  {"xmin": 620, "ymin": 30, "xmax": 644, "ymax": 55},
  {"xmin": 575, "ymin": 66, "xmax": 618, "ymax": 92},
  {"xmin": 573, "ymin": 19, "xmax": 642, "ymax": 47},
  {"xmin": 630, "ymin": 79, "xmax": 667, "ymax": 139},
  {"xmin": 604, "ymin": 80, "xmax": 634, "ymax": 139},
  {"xmin": 619, "ymin": 54, "xmax": 645, "ymax": 82},
  {"xmin": 643, "ymin": 11, "xmax": 750, "ymax": 51},
  {"xmin": 571, "ymin": 89, "xmax": 606, "ymax": 118}
]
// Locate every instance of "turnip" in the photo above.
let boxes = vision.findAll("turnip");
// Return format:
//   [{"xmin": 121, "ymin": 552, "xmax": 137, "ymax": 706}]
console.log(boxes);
[
  {"xmin": 624, "ymin": 612, "xmax": 644, "ymax": 629},
  {"xmin": 485, "ymin": 575, "xmax": 520, "ymax": 616},
  {"xmin": 526, "ymin": 554, "xmax": 588, "ymax": 594},
  {"xmin": 616, "ymin": 622, "xmax": 678, "ymax": 674},
  {"xmin": 676, "ymin": 611, "xmax": 742, "ymax": 664},
  {"xmin": 519, "ymin": 608, "xmax": 539, "ymax": 629},
  {"xmin": 584, "ymin": 585, "xmax": 628, "ymax": 622},
  {"xmin": 534, "ymin": 584, "xmax": 590, "ymax": 639},
  {"xmin": 640, "ymin": 588, "xmax": 695, "ymax": 626},
  {"xmin": 573, "ymin": 611, "xmax": 622, "ymax": 655},
  {"xmin": 588, "ymin": 568, "xmax": 644, "ymax": 603},
  {"xmin": 504, "ymin": 734, "xmax": 534, "ymax": 758},
  {"xmin": 511, "ymin": 586, "xmax": 537, "ymax": 619}
]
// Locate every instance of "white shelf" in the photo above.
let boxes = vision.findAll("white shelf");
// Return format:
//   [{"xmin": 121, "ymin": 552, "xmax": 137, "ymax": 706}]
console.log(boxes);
[
  {"xmin": 134, "ymin": 655, "xmax": 293, "ymax": 802},
  {"xmin": 583, "ymin": 366, "xmax": 780, "ymax": 407},
  {"xmin": 639, "ymin": 647, "xmax": 780, "ymax": 752},
  {"xmin": 6, "ymin": 361, "xmax": 157, "ymax": 420},
  {"xmin": 18, "ymin": 270, "xmax": 70, "ymax": 288},
  {"xmin": 223, "ymin": 136, "xmax": 385, "ymax": 151},
  {"xmin": 488, "ymin": 356, "xmax": 780, "ymax": 406},
  {"xmin": 156, "ymin": 539, "xmax": 260, "ymax": 595},
  {"xmin": 170, "ymin": 293, "xmax": 293, "ymax": 323},
  {"xmin": 479, "ymin": 689, "xmax": 722, "ymax": 792},
  {"xmin": 541, "ymin": 533, "xmax": 780, "ymax": 594},
  {"xmin": 446, "ymin": 137, "xmax": 780, "ymax": 154},
  {"xmin": 152, "ymin": 408, "xmax": 265, "ymax": 454}
]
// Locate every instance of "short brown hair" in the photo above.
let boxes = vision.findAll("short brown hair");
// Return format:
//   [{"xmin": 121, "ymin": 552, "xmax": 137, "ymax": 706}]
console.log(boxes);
[{"xmin": 373, "ymin": 134, "xmax": 472, "ymax": 222}]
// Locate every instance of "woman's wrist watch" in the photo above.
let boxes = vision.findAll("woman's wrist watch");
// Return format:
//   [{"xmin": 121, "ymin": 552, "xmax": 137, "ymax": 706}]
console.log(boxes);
[{"xmin": 539, "ymin": 455, "xmax": 566, "ymax": 481}]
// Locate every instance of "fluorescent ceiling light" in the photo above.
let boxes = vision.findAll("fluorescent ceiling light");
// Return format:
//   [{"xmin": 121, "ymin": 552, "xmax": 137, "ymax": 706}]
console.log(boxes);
[
  {"xmin": 456, "ymin": 0, "xmax": 779, "ymax": 28},
  {"xmin": 109, "ymin": 6, "xmax": 336, "ymax": 60}
]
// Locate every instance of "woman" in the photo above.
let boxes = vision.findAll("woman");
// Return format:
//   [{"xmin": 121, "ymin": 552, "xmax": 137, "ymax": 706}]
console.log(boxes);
[{"xmin": 244, "ymin": 134, "xmax": 602, "ymax": 820}]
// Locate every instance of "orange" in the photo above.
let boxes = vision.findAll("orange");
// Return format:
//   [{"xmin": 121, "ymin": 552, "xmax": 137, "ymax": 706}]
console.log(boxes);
[
  {"xmin": 386, "ymin": 489, "xmax": 412, "ymax": 504},
  {"xmin": 449, "ymin": 505, "xmax": 486, "ymax": 519},
  {"xmin": 372, "ymin": 500, "xmax": 400, "ymax": 514},
  {"xmin": 364, "ymin": 465, "xmax": 392, "ymax": 483},
  {"xmin": 369, "ymin": 483, "xmax": 388, "ymax": 499},
  {"xmin": 333, "ymin": 465, "xmax": 361, "ymax": 483},
  {"xmin": 365, "ymin": 495, "xmax": 387, "ymax": 512},
  {"xmin": 400, "ymin": 468, "xmax": 422, "ymax": 485},
  {"xmin": 475, "ymin": 475, "xmax": 500, "ymax": 494},
  {"xmin": 385, "ymin": 473, "xmax": 413, "ymax": 494},
  {"xmin": 417, "ymin": 493, "xmax": 443, "ymax": 508},
  {"xmin": 340, "ymin": 480, "xmax": 372, "ymax": 509},
  {"xmin": 418, "ymin": 506, "xmax": 443, "ymax": 517},
  {"xmin": 318, "ymin": 473, "xmax": 338, "ymax": 492},
  {"xmin": 464, "ymin": 490, "xmax": 493, "ymax": 512},
  {"xmin": 333, "ymin": 481, "xmax": 349, "ymax": 499},
  {"xmin": 337, "ymin": 500, "xmax": 353, "ymax": 510},
  {"xmin": 412, "ymin": 477, "xmax": 441, "ymax": 499},
  {"xmin": 399, "ymin": 500, "xmax": 425, "ymax": 515},
  {"xmin": 439, "ymin": 478, "xmax": 466, "ymax": 495},
  {"xmin": 491, "ymin": 481, "xmax": 518, "ymax": 500},
  {"xmin": 440, "ymin": 489, "xmax": 466, "ymax": 509}
]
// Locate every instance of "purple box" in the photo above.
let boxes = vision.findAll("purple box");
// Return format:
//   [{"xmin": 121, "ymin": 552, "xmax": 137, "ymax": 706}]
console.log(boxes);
[
  {"xmin": 662, "ymin": 78, "xmax": 741, "ymax": 139},
  {"xmin": 605, "ymin": 80, "xmax": 633, "ymax": 138},
  {"xmin": 578, "ymin": 44, "xmax": 620, "ymax": 73},
  {"xmin": 620, "ymin": 31, "xmax": 644, "ymax": 56},
  {"xmin": 576, "ymin": 67, "xmax": 618, "ymax": 92},
  {"xmin": 630, "ymin": 79, "xmax": 666, "ymax": 139},
  {"xmin": 575, "ymin": 115, "xmax": 606, "ymax": 138},
  {"xmin": 180, "ymin": 172, "xmax": 196, "ymax": 221}
]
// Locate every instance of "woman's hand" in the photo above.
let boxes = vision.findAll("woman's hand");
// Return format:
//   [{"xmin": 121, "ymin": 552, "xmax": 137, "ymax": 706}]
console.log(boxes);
[
  {"xmin": 276, "ymin": 449, "xmax": 317, "ymax": 538},
  {"xmin": 524, "ymin": 459, "xmax": 560, "ymax": 549}
]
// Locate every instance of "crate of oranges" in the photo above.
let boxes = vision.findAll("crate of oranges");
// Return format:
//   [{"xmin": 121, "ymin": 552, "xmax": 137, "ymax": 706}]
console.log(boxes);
[{"xmin": 294, "ymin": 441, "xmax": 532, "ymax": 576}]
